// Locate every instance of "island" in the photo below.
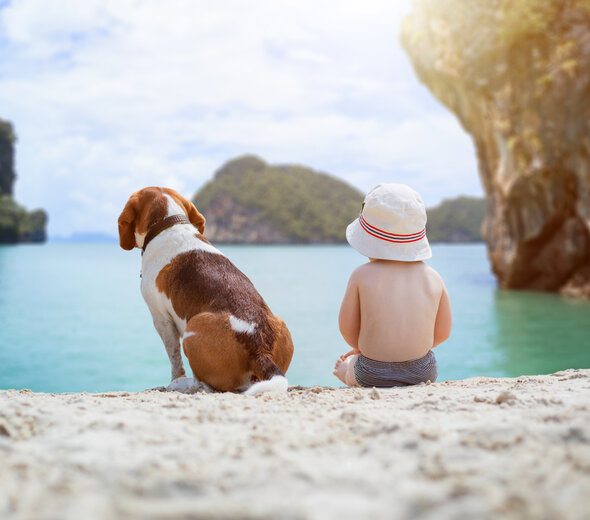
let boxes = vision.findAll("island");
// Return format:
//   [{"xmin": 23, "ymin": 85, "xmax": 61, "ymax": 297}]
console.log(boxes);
[
  {"xmin": 193, "ymin": 155, "xmax": 485, "ymax": 244},
  {"xmin": 0, "ymin": 119, "xmax": 47, "ymax": 244}
]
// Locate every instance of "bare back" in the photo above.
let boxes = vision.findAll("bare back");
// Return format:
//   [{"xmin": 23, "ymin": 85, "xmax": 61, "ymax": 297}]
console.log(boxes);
[{"xmin": 339, "ymin": 260, "xmax": 449, "ymax": 362}]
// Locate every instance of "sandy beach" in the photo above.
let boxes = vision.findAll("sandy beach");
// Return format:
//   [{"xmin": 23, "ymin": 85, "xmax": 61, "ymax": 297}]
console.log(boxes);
[{"xmin": 1, "ymin": 370, "xmax": 589, "ymax": 520}]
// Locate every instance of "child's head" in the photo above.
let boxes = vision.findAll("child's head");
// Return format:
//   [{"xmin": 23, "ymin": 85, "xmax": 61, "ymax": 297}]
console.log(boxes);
[{"xmin": 346, "ymin": 184, "xmax": 431, "ymax": 262}]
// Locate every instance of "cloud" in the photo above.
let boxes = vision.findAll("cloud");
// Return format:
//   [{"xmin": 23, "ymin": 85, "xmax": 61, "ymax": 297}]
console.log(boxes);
[{"xmin": 0, "ymin": 0, "xmax": 482, "ymax": 236}]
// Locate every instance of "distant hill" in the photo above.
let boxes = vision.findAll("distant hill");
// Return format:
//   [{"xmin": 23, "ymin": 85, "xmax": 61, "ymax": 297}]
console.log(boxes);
[
  {"xmin": 193, "ymin": 155, "xmax": 364, "ymax": 243},
  {"xmin": 427, "ymin": 196, "xmax": 486, "ymax": 243},
  {"xmin": 0, "ymin": 119, "xmax": 47, "ymax": 244},
  {"xmin": 192, "ymin": 155, "xmax": 485, "ymax": 245}
]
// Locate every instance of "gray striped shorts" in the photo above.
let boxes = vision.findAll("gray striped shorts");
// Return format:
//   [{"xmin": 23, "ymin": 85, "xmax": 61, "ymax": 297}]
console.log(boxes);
[{"xmin": 354, "ymin": 351, "xmax": 438, "ymax": 388}]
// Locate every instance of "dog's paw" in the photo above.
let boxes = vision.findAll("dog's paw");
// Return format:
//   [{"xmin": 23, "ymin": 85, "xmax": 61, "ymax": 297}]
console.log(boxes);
[{"xmin": 167, "ymin": 377, "xmax": 201, "ymax": 393}]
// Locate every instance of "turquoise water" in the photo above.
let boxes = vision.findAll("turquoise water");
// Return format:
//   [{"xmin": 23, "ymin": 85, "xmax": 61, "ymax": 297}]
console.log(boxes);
[{"xmin": 0, "ymin": 243, "xmax": 589, "ymax": 392}]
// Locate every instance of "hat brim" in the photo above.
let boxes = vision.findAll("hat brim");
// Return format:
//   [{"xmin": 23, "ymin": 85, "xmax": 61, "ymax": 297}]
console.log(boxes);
[{"xmin": 346, "ymin": 218, "xmax": 432, "ymax": 261}]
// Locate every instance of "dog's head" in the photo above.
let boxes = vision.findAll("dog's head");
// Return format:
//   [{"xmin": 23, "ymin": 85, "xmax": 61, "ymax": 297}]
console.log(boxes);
[{"xmin": 118, "ymin": 187, "xmax": 206, "ymax": 250}]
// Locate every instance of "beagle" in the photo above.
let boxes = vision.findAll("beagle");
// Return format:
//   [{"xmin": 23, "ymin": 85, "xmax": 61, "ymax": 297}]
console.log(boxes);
[{"xmin": 118, "ymin": 187, "xmax": 294, "ymax": 394}]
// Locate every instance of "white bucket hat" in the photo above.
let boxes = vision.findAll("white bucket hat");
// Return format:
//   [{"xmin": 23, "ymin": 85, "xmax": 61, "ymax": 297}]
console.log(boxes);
[{"xmin": 346, "ymin": 183, "xmax": 432, "ymax": 262}]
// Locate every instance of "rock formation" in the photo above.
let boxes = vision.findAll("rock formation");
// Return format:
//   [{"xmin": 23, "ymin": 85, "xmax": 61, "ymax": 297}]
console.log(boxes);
[
  {"xmin": 195, "ymin": 155, "xmax": 487, "ymax": 245},
  {"xmin": 0, "ymin": 120, "xmax": 16, "ymax": 196},
  {"xmin": 0, "ymin": 119, "xmax": 47, "ymax": 243},
  {"xmin": 198, "ymin": 192, "xmax": 290, "ymax": 244},
  {"xmin": 193, "ymin": 155, "xmax": 364, "ymax": 244},
  {"xmin": 401, "ymin": 0, "xmax": 590, "ymax": 297}
]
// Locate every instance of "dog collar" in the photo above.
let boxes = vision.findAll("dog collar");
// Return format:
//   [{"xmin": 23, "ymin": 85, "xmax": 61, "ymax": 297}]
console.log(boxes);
[{"xmin": 142, "ymin": 214, "xmax": 191, "ymax": 253}]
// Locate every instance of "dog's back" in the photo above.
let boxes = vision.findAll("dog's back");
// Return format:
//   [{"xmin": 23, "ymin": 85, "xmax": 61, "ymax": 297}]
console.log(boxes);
[{"xmin": 157, "ymin": 248, "xmax": 294, "ymax": 391}]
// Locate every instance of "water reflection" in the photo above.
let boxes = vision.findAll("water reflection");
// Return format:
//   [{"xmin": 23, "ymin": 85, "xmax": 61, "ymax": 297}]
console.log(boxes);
[
  {"xmin": 491, "ymin": 289, "xmax": 590, "ymax": 377},
  {"xmin": 428, "ymin": 244, "xmax": 503, "ymax": 381}
]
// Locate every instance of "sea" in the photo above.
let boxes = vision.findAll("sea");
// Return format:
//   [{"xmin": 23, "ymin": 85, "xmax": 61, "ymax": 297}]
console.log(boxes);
[{"xmin": 0, "ymin": 243, "xmax": 589, "ymax": 393}]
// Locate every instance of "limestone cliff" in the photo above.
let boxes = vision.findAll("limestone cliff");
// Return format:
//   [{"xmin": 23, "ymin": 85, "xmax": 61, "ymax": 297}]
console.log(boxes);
[
  {"xmin": 0, "ymin": 120, "xmax": 16, "ymax": 196},
  {"xmin": 193, "ymin": 156, "xmax": 364, "ymax": 244},
  {"xmin": 401, "ymin": 0, "xmax": 590, "ymax": 297},
  {"xmin": 0, "ymin": 119, "xmax": 47, "ymax": 244}
]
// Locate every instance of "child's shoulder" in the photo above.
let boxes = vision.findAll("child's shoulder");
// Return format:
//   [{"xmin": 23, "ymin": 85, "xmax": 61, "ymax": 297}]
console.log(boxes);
[
  {"xmin": 349, "ymin": 262, "xmax": 371, "ymax": 280},
  {"xmin": 358, "ymin": 260, "xmax": 445, "ymax": 284},
  {"xmin": 350, "ymin": 260, "xmax": 419, "ymax": 278},
  {"xmin": 416, "ymin": 262, "xmax": 444, "ymax": 282},
  {"xmin": 421, "ymin": 264, "xmax": 447, "ymax": 292},
  {"xmin": 422, "ymin": 262, "xmax": 443, "ymax": 278},
  {"xmin": 348, "ymin": 261, "xmax": 381, "ymax": 284}
]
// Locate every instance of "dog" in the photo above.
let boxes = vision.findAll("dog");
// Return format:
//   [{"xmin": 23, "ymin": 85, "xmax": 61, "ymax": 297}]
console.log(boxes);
[{"xmin": 118, "ymin": 187, "xmax": 294, "ymax": 394}]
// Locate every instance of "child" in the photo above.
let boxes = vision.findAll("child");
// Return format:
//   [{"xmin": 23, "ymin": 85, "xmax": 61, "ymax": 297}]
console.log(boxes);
[{"xmin": 333, "ymin": 184, "xmax": 452, "ymax": 387}]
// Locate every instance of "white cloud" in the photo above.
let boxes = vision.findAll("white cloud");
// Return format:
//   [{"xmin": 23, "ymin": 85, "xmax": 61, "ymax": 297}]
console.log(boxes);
[{"xmin": 0, "ymin": 0, "xmax": 482, "ymax": 236}]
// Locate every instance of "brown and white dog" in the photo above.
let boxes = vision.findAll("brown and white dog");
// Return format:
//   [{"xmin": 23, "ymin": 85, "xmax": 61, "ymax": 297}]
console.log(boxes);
[{"xmin": 118, "ymin": 187, "xmax": 294, "ymax": 394}]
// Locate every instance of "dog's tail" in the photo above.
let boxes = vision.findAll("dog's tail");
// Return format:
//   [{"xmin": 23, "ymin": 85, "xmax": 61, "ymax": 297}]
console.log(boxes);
[{"xmin": 243, "ymin": 355, "xmax": 289, "ymax": 396}]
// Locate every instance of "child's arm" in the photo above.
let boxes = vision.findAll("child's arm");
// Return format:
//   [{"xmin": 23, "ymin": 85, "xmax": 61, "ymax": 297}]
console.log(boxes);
[
  {"xmin": 338, "ymin": 272, "xmax": 361, "ymax": 350},
  {"xmin": 432, "ymin": 285, "xmax": 452, "ymax": 348}
]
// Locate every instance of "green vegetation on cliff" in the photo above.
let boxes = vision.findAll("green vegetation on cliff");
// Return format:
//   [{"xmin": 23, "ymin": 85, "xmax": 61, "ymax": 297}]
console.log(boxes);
[
  {"xmin": 402, "ymin": 0, "xmax": 590, "ymax": 293},
  {"xmin": 0, "ymin": 119, "xmax": 47, "ymax": 244},
  {"xmin": 194, "ymin": 156, "xmax": 364, "ymax": 243},
  {"xmin": 0, "ymin": 195, "xmax": 47, "ymax": 243},
  {"xmin": 0, "ymin": 119, "xmax": 16, "ymax": 196},
  {"xmin": 427, "ymin": 196, "xmax": 485, "ymax": 243},
  {"xmin": 193, "ymin": 155, "xmax": 484, "ymax": 244},
  {"xmin": 498, "ymin": 0, "xmax": 590, "ymax": 45}
]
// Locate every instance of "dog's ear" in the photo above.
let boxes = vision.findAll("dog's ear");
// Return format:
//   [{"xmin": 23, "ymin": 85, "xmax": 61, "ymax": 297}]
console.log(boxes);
[
  {"xmin": 184, "ymin": 201, "xmax": 206, "ymax": 235},
  {"xmin": 166, "ymin": 190, "xmax": 206, "ymax": 234},
  {"xmin": 118, "ymin": 194, "xmax": 139, "ymax": 250}
]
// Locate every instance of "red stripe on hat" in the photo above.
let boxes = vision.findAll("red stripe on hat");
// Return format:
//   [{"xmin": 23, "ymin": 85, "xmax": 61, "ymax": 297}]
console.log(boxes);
[{"xmin": 359, "ymin": 215, "xmax": 425, "ymax": 243}]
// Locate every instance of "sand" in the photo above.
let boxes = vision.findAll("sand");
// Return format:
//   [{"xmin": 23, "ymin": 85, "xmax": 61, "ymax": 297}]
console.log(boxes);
[{"xmin": 1, "ymin": 370, "xmax": 589, "ymax": 520}]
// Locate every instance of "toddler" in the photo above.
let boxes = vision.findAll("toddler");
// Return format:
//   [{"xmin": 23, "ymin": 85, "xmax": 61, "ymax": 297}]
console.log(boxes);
[{"xmin": 333, "ymin": 184, "xmax": 452, "ymax": 387}]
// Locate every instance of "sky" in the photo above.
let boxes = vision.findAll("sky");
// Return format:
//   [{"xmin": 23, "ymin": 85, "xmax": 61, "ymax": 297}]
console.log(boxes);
[{"xmin": 0, "ymin": 0, "xmax": 481, "ymax": 238}]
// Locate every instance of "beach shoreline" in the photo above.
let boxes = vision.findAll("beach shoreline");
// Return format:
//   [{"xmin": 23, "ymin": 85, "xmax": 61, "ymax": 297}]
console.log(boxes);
[{"xmin": 1, "ymin": 369, "xmax": 589, "ymax": 520}]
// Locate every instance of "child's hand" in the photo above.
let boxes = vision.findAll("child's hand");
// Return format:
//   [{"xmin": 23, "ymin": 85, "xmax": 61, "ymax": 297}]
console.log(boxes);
[
  {"xmin": 340, "ymin": 348, "xmax": 360, "ymax": 360},
  {"xmin": 334, "ymin": 349, "xmax": 361, "ymax": 387}
]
